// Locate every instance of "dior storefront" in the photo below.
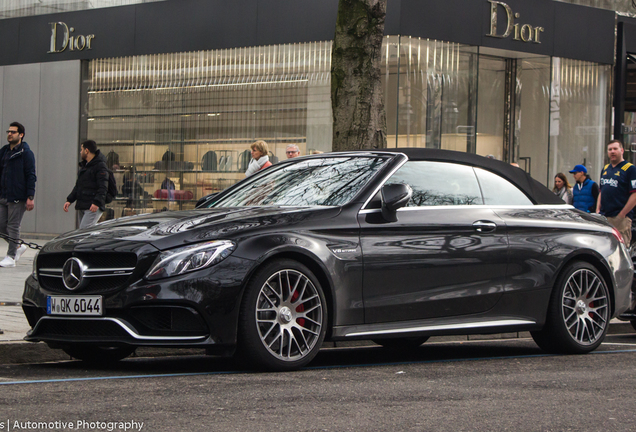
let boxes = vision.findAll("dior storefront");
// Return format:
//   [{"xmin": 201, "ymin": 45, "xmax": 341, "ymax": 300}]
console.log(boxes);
[{"xmin": 0, "ymin": 0, "xmax": 618, "ymax": 234}]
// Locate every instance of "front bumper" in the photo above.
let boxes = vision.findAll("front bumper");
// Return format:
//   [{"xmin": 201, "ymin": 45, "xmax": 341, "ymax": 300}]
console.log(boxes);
[{"xmin": 22, "ymin": 255, "xmax": 253, "ymax": 353}]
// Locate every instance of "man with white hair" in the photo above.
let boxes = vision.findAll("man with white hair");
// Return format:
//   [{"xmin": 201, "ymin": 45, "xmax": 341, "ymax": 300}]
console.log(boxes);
[{"xmin": 285, "ymin": 144, "xmax": 300, "ymax": 159}]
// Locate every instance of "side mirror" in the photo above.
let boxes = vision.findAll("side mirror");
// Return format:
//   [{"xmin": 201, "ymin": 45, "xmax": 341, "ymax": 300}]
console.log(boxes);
[{"xmin": 381, "ymin": 183, "xmax": 412, "ymax": 222}]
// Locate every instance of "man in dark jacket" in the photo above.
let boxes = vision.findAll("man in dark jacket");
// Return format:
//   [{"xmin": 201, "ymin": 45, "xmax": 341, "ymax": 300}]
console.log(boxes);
[
  {"xmin": 0, "ymin": 121, "xmax": 36, "ymax": 269},
  {"xmin": 64, "ymin": 140, "xmax": 109, "ymax": 229}
]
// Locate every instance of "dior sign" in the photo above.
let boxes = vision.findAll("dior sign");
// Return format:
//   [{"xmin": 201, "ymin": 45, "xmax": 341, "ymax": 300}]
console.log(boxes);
[
  {"xmin": 486, "ymin": 1, "xmax": 544, "ymax": 44},
  {"xmin": 48, "ymin": 22, "xmax": 95, "ymax": 53}
]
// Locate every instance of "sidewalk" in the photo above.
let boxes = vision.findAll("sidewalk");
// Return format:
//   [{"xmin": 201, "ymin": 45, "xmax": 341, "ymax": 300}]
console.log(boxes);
[
  {"xmin": 0, "ymin": 238, "xmax": 42, "ymax": 342},
  {"xmin": 0, "ymin": 239, "xmax": 634, "ymax": 364}
]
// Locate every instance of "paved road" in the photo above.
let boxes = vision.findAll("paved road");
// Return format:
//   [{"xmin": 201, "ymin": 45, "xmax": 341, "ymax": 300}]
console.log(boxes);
[{"xmin": 1, "ymin": 336, "xmax": 636, "ymax": 432}]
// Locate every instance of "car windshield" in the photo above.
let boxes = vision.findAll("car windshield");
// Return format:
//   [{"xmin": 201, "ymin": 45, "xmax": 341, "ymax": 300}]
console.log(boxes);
[{"xmin": 208, "ymin": 156, "xmax": 388, "ymax": 207}]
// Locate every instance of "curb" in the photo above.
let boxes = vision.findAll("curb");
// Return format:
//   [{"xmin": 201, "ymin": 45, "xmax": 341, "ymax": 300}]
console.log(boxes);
[{"xmin": 0, "ymin": 322, "xmax": 633, "ymax": 366}]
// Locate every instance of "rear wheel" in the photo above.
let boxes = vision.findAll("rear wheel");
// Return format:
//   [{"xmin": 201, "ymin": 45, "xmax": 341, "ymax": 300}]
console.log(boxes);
[
  {"xmin": 531, "ymin": 261, "xmax": 610, "ymax": 354},
  {"xmin": 372, "ymin": 337, "xmax": 429, "ymax": 349},
  {"xmin": 63, "ymin": 346, "xmax": 135, "ymax": 364},
  {"xmin": 237, "ymin": 259, "xmax": 327, "ymax": 371}
]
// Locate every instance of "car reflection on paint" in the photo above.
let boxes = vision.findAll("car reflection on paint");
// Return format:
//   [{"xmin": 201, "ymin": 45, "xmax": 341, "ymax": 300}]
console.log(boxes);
[{"xmin": 22, "ymin": 149, "xmax": 633, "ymax": 371}]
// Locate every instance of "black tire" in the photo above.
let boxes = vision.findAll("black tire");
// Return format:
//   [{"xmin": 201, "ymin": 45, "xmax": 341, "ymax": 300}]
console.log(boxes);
[
  {"xmin": 630, "ymin": 320, "xmax": 636, "ymax": 332},
  {"xmin": 237, "ymin": 259, "xmax": 328, "ymax": 371},
  {"xmin": 372, "ymin": 337, "xmax": 429, "ymax": 349},
  {"xmin": 63, "ymin": 346, "xmax": 135, "ymax": 364},
  {"xmin": 531, "ymin": 261, "xmax": 610, "ymax": 354}
]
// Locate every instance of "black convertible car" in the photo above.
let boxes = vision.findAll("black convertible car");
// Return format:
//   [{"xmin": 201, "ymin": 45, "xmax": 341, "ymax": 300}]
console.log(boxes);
[{"xmin": 22, "ymin": 149, "xmax": 633, "ymax": 370}]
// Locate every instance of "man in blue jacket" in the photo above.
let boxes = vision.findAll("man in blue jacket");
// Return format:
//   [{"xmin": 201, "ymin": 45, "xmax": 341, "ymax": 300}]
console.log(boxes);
[
  {"xmin": 0, "ymin": 122, "xmax": 36, "ymax": 268},
  {"xmin": 570, "ymin": 164, "xmax": 599, "ymax": 213}
]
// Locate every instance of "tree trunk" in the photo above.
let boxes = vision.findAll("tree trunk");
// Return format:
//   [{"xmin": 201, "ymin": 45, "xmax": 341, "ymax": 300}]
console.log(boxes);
[{"xmin": 331, "ymin": 0, "xmax": 387, "ymax": 152}]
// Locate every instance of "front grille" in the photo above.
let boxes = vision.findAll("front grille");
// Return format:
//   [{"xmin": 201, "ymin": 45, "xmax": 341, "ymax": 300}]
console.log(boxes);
[
  {"xmin": 33, "ymin": 318, "xmax": 132, "ymax": 340},
  {"xmin": 37, "ymin": 252, "xmax": 138, "ymax": 294},
  {"xmin": 38, "ymin": 252, "xmax": 137, "ymax": 269},
  {"xmin": 40, "ymin": 275, "xmax": 131, "ymax": 294},
  {"xmin": 131, "ymin": 306, "xmax": 207, "ymax": 333}
]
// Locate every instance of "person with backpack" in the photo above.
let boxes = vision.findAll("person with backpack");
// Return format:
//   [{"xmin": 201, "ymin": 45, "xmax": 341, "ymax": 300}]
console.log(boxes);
[{"xmin": 63, "ymin": 140, "xmax": 110, "ymax": 229}]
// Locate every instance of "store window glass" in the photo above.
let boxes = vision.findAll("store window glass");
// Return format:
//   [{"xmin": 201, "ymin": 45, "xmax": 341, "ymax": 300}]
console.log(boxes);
[
  {"xmin": 554, "ymin": 0, "xmax": 634, "ymax": 14},
  {"xmin": 87, "ymin": 42, "xmax": 333, "ymax": 220},
  {"xmin": 0, "ymin": 0, "xmax": 164, "ymax": 18},
  {"xmin": 548, "ymin": 58, "xmax": 611, "ymax": 189},
  {"xmin": 390, "ymin": 37, "xmax": 478, "ymax": 152}
]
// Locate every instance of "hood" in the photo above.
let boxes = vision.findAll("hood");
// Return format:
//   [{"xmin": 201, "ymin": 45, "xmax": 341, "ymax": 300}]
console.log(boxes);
[{"xmin": 48, "ymin": 206, "xmax": 341, "ymax": 251}]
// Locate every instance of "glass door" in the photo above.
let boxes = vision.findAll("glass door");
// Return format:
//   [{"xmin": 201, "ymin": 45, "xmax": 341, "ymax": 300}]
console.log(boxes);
[
  {"xmin": 476, "ymin": 56, "xmax": 506, "ymax": 161},
  {"xmin": 476, "ymin": 53, "xmax": 551, "ymax": 185}
]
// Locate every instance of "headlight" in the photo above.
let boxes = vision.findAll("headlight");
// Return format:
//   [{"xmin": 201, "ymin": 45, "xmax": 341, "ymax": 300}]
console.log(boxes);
[
  {"xmin": 145, "ymin": 240, "xmax": 235, "ymax": 280},
  {"xmin": 32, "ymin": 251, "xmax": 39, "ymax": 281}
]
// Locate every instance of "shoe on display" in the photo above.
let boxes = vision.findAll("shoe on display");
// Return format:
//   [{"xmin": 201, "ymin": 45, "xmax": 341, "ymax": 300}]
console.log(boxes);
[
  {"xmin": 0, "ymin": 256, "xmax": 16, "ymax": 268},
  {"xmin": 14, "ymin": 244, "xmax": 27, "ymax": 262}
]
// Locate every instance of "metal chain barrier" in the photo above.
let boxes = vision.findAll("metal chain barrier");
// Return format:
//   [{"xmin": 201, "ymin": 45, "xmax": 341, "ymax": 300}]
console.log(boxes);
[{"xmin": 0, "ymin": 232, "xmax": 43, "ymax": 250}]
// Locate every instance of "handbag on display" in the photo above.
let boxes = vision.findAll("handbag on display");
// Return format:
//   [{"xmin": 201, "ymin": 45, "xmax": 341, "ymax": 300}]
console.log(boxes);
[{"xmin": 201, "ymin": 151, "xmax": 218, "ymax": 172}]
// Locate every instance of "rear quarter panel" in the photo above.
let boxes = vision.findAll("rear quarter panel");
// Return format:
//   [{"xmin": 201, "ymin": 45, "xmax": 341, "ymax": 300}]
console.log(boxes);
[{"xmin": 494, "ymin": 207, "xmax": 632, "ymax": 319}]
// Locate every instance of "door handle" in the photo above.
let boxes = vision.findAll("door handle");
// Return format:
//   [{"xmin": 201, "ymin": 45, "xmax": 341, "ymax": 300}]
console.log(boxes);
[{"xmin": 473, "ymin": 220, "xmax": 497, "ymax": 233}]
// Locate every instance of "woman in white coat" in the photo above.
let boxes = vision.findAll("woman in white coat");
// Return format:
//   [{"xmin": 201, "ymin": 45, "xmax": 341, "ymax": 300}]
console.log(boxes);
[{"xmin": 245, "ymin": 140, "xmax": 272, "ymax": 177}]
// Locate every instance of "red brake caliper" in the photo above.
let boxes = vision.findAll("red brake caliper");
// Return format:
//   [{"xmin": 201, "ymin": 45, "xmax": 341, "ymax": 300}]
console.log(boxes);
[{"xmin": 291, "ymin": 290, "xmax": 305, "ymax": 327}]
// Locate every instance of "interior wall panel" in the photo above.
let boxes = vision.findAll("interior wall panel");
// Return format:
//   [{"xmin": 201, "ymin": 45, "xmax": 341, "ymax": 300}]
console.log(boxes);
[
  {"xmin": 2, "ymin": 63, "xmax": 41, "ymax": 234},
  {"xmin": 1, "ymin": 60, "xmax": 80, "ymax": 236},
  {"xmin": 37, "ymin": 60, "xmax": 80, "ymax": 234}
]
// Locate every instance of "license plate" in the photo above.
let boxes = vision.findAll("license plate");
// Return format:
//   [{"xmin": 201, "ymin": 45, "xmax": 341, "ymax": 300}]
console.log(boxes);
[{"xmin": 47, "ymin": 296, "xmax": 103, "ymax": 316}]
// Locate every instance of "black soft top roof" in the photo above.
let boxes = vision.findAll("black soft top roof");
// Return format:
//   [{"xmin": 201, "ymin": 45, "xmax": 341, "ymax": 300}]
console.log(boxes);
[{"xmin": 375, "ymin": 148, "xmax": 563, "ymax": 205}]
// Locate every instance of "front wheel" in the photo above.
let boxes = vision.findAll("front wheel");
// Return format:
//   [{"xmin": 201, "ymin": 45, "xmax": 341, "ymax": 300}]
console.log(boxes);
[
  {"xmin": 237, "ymin": 259, "xmax": 328, "ymax": 371},
  {"xmin": 63, "ymin": 346, "xmax": 135, "ymax": 364},
  {"xmin": 531, "ymin": 261, "xmax": 610, "ymax": 354}
]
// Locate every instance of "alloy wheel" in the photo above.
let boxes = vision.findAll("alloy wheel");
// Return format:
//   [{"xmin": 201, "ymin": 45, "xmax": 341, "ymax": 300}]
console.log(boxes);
[
  {"xmin": 561, "ymin": 268, "xmax": 609, "ymax": 346},
  {"xmin": 255, "ymin": 269, "xmax": 323, "ymax": 362}
]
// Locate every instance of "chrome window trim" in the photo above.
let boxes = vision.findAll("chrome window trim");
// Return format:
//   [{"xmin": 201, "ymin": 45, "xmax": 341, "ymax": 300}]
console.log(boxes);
[
  {"xmin": 344, "ymin": 319, "xmax": 536, "ymax": 337},
  {"xmin": 33, "ymin": 316, "xmax": 208, "ymax": 341},
  {"xmin": 359, "ymin": 204, "xmax": 575, "ymax": 214}
]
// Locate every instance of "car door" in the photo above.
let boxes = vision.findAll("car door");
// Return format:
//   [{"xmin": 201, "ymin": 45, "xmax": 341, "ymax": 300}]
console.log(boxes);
[
  {"xmin": 472, "ymin": 166, "xmax": 553, "ymax": 296},
  {"xmin": 359, "ymin": 161, "xmax": 509, "ymax": 324}
]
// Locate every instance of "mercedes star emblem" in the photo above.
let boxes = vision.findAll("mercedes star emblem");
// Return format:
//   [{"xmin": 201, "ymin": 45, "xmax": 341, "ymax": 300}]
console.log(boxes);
[{"xmin": 62, "ymin": 257, "xmax": 86, "ymax": 291}]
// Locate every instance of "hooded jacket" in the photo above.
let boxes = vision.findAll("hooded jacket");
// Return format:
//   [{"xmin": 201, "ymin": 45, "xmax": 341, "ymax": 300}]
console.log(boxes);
[
  {"xmin": 0, "ymin": 141, "xmax": 37, "ymax": 202},
  {"xmin": 67, "ymin": 150, "xmax": 109, "ymax": 211}
]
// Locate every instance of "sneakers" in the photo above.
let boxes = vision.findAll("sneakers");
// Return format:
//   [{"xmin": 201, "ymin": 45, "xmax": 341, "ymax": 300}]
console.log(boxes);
[
  {"xmin": 0, "ymin": 245, "xmax": 28, "ymax": 268},
  {"xmin": 15, "ymin": 244, "xmax": 27, "ymax": 262},
  {"xmin": 0, "ymin": 256, "xmax": 15, "ymax": 267}
]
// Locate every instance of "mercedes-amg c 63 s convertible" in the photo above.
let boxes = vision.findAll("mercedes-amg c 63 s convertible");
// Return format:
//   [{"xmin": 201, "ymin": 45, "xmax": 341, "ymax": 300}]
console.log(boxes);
[{"xmin": 22, "ymin": 149, "xmax": 633, "ymax": 370}]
